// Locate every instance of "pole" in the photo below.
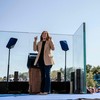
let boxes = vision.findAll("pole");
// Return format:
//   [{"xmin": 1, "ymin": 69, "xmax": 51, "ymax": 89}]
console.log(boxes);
[
  {"xmin": 7, "ymin": 49, "xmax": 10, "ymax": 92},
  {"xmin": 64, "ymin": 51, "xmax": 67, "ymax": 82}
]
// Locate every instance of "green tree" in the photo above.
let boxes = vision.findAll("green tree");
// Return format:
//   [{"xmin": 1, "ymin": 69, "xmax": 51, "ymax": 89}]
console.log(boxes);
[
  {"xmin": 86, "ymin": 64, "xmax": 92, "ymax": 73},
  {"xmin": 91, "ymin": 66, "xmax": 99, "ymax": 74},
  {"xmin": 86, "ymin": 71, "xmax": 96, "ymax": 87}
]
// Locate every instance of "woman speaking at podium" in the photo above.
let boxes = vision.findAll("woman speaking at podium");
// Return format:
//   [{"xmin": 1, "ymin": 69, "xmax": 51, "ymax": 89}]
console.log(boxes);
[{"xmin": 33, "ymin": 31, "xmax": 55, "ymax": 94}]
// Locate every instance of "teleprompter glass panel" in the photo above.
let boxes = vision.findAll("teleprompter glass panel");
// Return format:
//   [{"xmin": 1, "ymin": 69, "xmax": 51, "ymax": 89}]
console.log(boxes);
[
  {"xmin": 0, "ymin": 23, "xmax": 86, "ymax": 93},
  {"xmin": 73, "ymin": 23, "xmax": 86, "ymax": 93}
]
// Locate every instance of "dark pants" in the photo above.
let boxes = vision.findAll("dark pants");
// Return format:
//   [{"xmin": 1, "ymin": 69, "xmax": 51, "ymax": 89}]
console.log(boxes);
[{"xmin": 40, "ymin": 65, "xmax": 52, "ymax": 93}]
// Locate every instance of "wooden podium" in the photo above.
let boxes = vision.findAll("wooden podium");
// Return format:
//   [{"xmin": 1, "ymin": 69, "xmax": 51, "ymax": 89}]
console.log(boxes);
[
  {"xmin": 29, "ymin": 67, "xmax": 41, "ymax": 94},
  {"xmin": 27, "ymin": 53, "xmax": 41, "ymax": 94}
]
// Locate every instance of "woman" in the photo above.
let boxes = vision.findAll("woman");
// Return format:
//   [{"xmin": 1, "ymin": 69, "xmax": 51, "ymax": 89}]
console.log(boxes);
[{"xmin": 33, "ymin": 31, "xmax": 55, "ymax": 94}]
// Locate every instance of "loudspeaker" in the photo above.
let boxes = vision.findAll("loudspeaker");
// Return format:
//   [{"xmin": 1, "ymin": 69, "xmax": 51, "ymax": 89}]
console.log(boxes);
[
  {"xmin": 57, "ymin": 72, "xmax": 61, "ymax": 82},
  {"xmin": 75, "ymin": 69, "xmax": 82, "ymax": 93},
  {"xmin": 0, "ymin": 81, "xmax": 71, "ymax": 94},
  {"xmin": 51, "ymin": 81, "xmax": 71, "ymax": 94},
  {"xmin": 14, "ymin": 71, "xmax": 18, "ymax": 82},
  {"xmin": 71, "ymin": 72, "xmax": 75, "ymax": 93}
]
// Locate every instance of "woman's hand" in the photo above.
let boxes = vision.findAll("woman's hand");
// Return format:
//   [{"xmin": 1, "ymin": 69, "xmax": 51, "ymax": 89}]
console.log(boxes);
[{"xmin": 34, "ymin": 36, "xmax": 38, "ymax": 42}]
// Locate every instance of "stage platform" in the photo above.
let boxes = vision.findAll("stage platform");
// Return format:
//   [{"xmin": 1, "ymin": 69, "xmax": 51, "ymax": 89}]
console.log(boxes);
[{"xmin": 0, "ymin": 93, "xmax": 100, "ymax": 100}]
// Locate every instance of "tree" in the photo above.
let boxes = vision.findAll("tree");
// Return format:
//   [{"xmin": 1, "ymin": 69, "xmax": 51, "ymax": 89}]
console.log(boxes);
[
  {"xmin": 86, "ymin": 71, "xmax": 96, "ymax": 87},
  {"xmin": 60, "ymin": 68, "xmax": 64, "ymax": 74},
  {"xmin": 86, "ymin": 64, "xmax": 92, "ymax": 73},
  {"xmin": 51, "ymin": 70, "xmax": 58, "ymax": 81},
  {"xmin": 86, "ymin": 65, "xmax": 100, "ymax": 87},
  {"xmin": 19, "ymin": 72, "xmax": 28, "ymax": 81},
  {"xmin": 2, "ymin": 76, "xmax": 7, "ymax": 81},
  {"xmin": 66, "ymin": 67, "xmax": 74, "ymax": 80},
  {"xmin": 0, "ymin": 77, "xmax": 2, "ymax": 81}
]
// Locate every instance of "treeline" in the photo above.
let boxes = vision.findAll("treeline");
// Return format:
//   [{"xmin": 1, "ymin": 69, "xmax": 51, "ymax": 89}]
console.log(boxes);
[
  {"xmin": 86, "ymin": 64, "xmax": 100, "ymax": 87},
  {"xmin": 0, "ymin": 72, "xmax": 28, "ymax": 81},
  {"xmin": 0, "ymin": 64, "xmax": 100, "ymax": 88}
]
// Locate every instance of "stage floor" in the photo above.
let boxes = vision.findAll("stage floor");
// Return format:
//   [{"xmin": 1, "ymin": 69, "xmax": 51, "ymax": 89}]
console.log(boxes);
[{"xmin": 0, "ymin": 93, "xmax": 100, "ymax": 100}]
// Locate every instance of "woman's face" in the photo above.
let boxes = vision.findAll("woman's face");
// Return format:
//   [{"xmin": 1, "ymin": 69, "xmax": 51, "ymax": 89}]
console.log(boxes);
[{"xmin": 42, "ymin": 32, "xmax": 48, "ymax": 39}]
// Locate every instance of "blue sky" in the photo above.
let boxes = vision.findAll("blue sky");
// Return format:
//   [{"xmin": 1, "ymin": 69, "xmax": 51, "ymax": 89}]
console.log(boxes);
[{"xmin": 0, "ymin": 0, "xmax": 100, "ymax": 77}]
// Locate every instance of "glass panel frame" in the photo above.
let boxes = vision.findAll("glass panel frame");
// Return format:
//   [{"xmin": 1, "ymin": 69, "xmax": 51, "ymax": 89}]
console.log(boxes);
[
  {"xmin": 0, "ymin": 23, "xmax": 86, "ymax": 93},
  {"xmin": 73, "ymin": 23, "xmax": 86, "ymax": 93}
]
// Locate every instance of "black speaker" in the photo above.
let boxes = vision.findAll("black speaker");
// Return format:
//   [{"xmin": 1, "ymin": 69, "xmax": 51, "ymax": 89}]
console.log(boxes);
[
  {"xmin": 51, "ymin": 81, "xmax": 70, "ymax": 94},
  {"xmin": 27, "ymin": 53, "xmax": 37, "ymax": 68},
  {"xmin": 14, "ymin": 71, "xmax": 18, "ymax": 82},
  {"xmin": 75, "ymin": 69, "xmax": 82, "ymax": 93},
  {"xmin": 57, "ymin": 72, "xmax": 61, "ymax": 82},
  {"xmin": 71, "ymin": 72, "xmax": 75, "ymax": 93},
  {"xmin": 0, "ymin": 81, "xmax": 71, "ymax": 94}
]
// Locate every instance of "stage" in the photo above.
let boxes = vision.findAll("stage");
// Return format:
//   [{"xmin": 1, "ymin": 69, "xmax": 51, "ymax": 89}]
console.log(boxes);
[{"xmin": 0, "ymin": 93, "xmax": 100, "ymax": 100}]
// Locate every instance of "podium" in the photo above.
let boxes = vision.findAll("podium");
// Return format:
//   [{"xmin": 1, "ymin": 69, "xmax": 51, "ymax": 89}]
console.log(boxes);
[
  {"xmin": 27, "ymin": 53, "xmax": 41, "ymax": 94},
  {"xmin": 60, "ymin": 40, "xmax": 69, "ymax": 82},
  {"xmin": 27, "ymin": 53, "xmax": 37, "ymax": 68},
  {"xmin": 28, "ymin": 67, "xmax": 41, "ymax": 94}
]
